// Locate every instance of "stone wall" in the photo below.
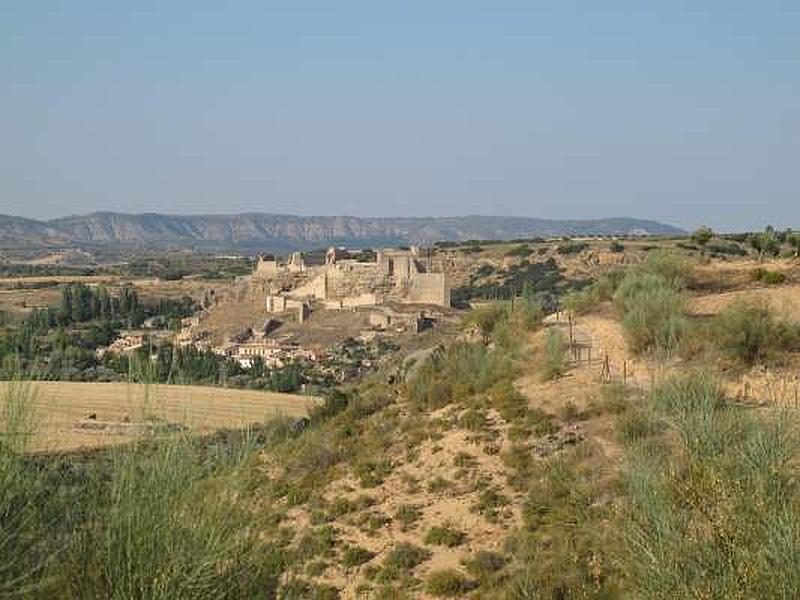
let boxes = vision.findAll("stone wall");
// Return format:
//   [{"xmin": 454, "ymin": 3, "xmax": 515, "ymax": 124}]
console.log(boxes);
[
  {"xmin": 249, "ymin": 247, "xmax": 453, "ymax": 308},
  {"xmin": 254, "ymin": 257, "xmax": 279, "ymax": 278},
  {"xmin": 323, "ymin": 293, "xmax": 380, "ymax": 310},
  {"xmin": 406, "ymin": 272, "xmax": 450, "ymax": 306}
]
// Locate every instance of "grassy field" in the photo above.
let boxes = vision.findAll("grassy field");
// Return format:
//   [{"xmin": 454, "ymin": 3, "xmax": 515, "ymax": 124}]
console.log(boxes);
[{"xmin": 0, "ymin": 381, "xmax": 319, "ymax": 452}]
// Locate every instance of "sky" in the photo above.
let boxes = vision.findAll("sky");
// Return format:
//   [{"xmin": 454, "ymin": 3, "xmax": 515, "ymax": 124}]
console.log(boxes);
[{"xmin": 1, "ymin": 1, "xmax": 798, "ymax": 231}]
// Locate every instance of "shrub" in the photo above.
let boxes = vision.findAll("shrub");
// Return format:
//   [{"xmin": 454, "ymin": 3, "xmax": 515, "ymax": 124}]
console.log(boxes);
[
  {"xmin": 406, "ymin": 341, "xmax": 517, "ymax": 410},
  {"xmin": 280, "ymin": 428, "xmax": 342, "ymax": 494},
  {"xmin": 341, "ymin": 545, "xmax": 375, "ymax": 568},
  {"xmin": 424, "ymin": 569, "xmax": 475, "ymax": 597},
  {"xmin": 749, "ymin": 228, "xmax": 781, "ymax": 259},
  {"xmin": 540, "ymin": 328, "xmax": 568, "ymax": 381},
  {"xmin": 68, "ymin": 434, "xmax": 274, "ymax": 599},
  {"xmin": 690, "ymin": 226, "xmax": 714, "ymax": 248},
  {"xmin": 378, "ymin": 543, "xmax": 431, "ymax": 581},
  {"xmin": 453, "ymin": 452, "xmax": 477, "ymax": 469},
  {"xmin": 505, "ymin": 245, "xmax": 533, "ymax": 258},
  {"xmin": 556, "ymin": 241, "xmax": 589, "ymax": 255},
  {"xmin": 465, "ymin": 304, "xmax": 508, "ymax": 339},
  {"xmin": 0, "ymin": 383, "xmax": 288, "ymax": 599},
  {"xmin": 466, "ymin": 300, "xmax": 542, "ymax": 349},
  {"xmin": 354, "ymin": 459, "xmax": 394, "ymax": 488},
  {"xmin": 709, "ymin": 299, "xmax": 800, "ymax": 365},
  {"xmin": 424, "ymin": 525, "xmax": 467, "ymax": 547},
  {"xmin": 508, "ymin": 297, "xmax": 544, "ymax": 335},
  {"xmin": 613, "ymin": 272, "xmax": 686, "ymax": 353},
  {"xmin": 617, "ymin": 407, "xmax": 661, "ymax": 446},
  {"xmin": 0, "ymin": 380, "xmax": 49, "ymax": 596},
  {"xmin": 394, "ymin": 504, "xmax": 423, "ymax": 531},
  {"xmin": 426, "ymin": 476, "xmax": 452, "ymax": 494},
  {"xmin": 472, "ymin": 488, "xmax": 510, "ymax": 519},
  {"xmin": 328, "ymin": 494, "xmax": 375, "ymax": 518},
  {"xmin": 278, "ymin": 579, "xmax": 341, "ymax": 599},
  {"xmin": 459, "ymin": 408, "xmax": 490, "ymax": 432},
  {"xmin": 637, "ymin": 250, "xmax": 692, "ymax": 290},
  {"xmin": 295, "ymin": 526, "xmax": 338, "ymax": 562},
  {"xmin": 706, "ymin": 241, "xmax": 746, "ymax": 256},
  {"xmin": 587, "ymin": 382, "xmax": 630, "ymax": 416},
  {"xmin": 309, "ymin": 388, "xmax": 352, "ymax": 422},
  {"xmin": 621, "ymin": 372, "xmax": 800, "ymax": 598},
  {"xmin": 751, "ymin": 267, "xmax": 787, "ymax": 285},
  {"xmin": 463, "ymin": 551, "xmax": 507, "ymax": 581},
  {"xmin": 562, "ymin": 272, "xmax": 623, "ymax": 315},
  {"xmin": 610, "ymin": 240, "xmax": 625, "ymax": 253},
  {"xmin": 502, "ymin": 435, "xmax": 619, "ymax": 598},
  {"xmin": 562, "ymin": 288, "xmax": 597, "ymax": 315}
]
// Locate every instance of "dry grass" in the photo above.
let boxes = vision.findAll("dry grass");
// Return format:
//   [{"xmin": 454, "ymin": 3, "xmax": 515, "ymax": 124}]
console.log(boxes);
[
  {"xmin": 0, "ymin": 381, "xmax": 318, "ymax": 452},
  {"xmin": 690, "ymin": 283, "xmax": 800, "ymax": 320}
]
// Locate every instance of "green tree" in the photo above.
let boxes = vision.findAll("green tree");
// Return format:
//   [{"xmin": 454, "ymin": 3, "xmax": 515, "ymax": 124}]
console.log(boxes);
[
  {"xmin": 690, "ymin": 225, "xmax": 713, "ymax": 250},
  {"xmin": 748, "ymin": 227, "xmax": 780, "ymax": 260},
  {"xmin": 786, "ymin": 230, "xmax": 800, "ymax": 258},
  {"xmin": 60, "ymin": 286, "xmax": 73, "ymax": 323}
]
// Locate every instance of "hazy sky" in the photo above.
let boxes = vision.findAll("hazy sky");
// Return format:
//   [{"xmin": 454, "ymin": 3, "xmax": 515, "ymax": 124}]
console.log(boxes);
[{"xmin": 1, "ymin": 2, "xmax": 798, "ymax": 231}]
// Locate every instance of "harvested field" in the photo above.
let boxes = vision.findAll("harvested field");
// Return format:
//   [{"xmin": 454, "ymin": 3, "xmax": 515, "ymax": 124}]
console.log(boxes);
[
  {"xmin": 0, "ymin": 275, "xmax": 123, "ymax": 285},
  {"xmin": 0, "ymin": 286, "xmax": 62, "ymax": 314},
  {"xmin": 0, "ymin": 275, "xmax": 216, "ymax": 315},
  {"xmin": 0, "ymin": 381, "xmax": 319, "ymax": 452}
]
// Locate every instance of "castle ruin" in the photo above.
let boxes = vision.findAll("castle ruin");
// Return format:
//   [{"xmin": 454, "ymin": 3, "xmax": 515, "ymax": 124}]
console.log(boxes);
[{"xmin": 253, "ymin": 246, "xmax": 451, "ymax": 310}]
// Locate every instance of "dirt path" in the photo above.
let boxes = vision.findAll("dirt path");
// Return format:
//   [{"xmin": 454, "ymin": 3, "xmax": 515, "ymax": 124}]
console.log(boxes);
[
  {"xmin": 549, "ymin": 298, "xmax": 800, "ymax": 409},
  {"xmin": 514, "ymin": 316, "xmax": 639, "ymax": 480},
  {"xmin": 543, "ymin": 309, "xmax": 654, "ymax": 389}
]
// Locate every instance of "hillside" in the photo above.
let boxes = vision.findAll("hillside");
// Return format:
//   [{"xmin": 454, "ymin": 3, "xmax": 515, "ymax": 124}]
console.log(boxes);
[
  {"xmin": 4, "ymin": 241, "xmax": 800, "ymax": 597},
  {"xmin": 0, "ymin": 212, "xmax": 684, "ymax": 251},
  {"xmin": 0, "ymin": 215, "xmax": 72, "ymax": 247}
]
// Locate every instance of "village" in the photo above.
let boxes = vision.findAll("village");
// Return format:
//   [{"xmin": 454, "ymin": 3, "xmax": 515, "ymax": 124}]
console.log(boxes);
[{"xmin": 98, "ymin": 246, "xmax": 458, "ymax": 381}]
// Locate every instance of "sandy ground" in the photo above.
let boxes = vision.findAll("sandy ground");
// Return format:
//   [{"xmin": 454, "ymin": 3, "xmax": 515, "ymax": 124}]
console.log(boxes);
[
  {"xmin": 0, "ymin": 381, "xmax": 319, "ymax": 452},
  {"xmin": 542, "ymin": 308, "xmax": 653, "ymax": 389},
  {"xmin": 315, "ymin": 415, "xmax": 521, "ymax": 597},
  {"xmin": 273, "ymin": 318, "xmax": 628, "ymax": 598}
]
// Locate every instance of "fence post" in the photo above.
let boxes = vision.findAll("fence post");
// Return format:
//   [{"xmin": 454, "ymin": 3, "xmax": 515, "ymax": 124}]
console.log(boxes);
[{"xmin": 568, "ymin": 314, "xmax": 574, "ymax": 345}]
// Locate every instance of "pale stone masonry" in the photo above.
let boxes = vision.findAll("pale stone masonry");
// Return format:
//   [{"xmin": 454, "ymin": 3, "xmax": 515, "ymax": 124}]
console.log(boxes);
[{"xmin": 253, "ymin": 246, "xmax": 451, "ymax": 308}]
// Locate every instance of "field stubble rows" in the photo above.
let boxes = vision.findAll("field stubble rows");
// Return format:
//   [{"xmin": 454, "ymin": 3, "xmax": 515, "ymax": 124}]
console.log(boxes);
[{"xmin": 0, "ymin": 380, "xmax": 319, "ymax": 452}]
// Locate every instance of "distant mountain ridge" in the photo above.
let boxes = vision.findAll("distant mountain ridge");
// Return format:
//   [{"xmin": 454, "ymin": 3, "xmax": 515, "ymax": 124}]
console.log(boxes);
[{"xmin": 0, "ymin": 212, "xmax": 684, "ymax": 251}]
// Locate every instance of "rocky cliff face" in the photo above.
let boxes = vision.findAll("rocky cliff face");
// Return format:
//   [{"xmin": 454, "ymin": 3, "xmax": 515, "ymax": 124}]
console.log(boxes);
[{"xmin": 1, "ymin": 212, "xmax": 684, "ymax": 250}]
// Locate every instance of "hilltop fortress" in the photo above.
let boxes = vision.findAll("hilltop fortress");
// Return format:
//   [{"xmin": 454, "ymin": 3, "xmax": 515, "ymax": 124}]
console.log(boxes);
[
  {"xmin": 253, "ymin": 246, "xmax": 451, "ymax": 310},
  {"xmin": 174, "ymin": 245, "xmax": 460, "ymax": 369}
]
